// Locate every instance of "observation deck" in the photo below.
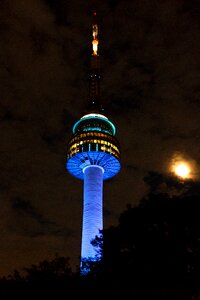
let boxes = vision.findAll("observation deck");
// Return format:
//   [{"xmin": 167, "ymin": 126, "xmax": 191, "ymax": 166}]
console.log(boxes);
[{"xmin": 66, "ymin": 113, "xmax": 121, "ymax": 180}]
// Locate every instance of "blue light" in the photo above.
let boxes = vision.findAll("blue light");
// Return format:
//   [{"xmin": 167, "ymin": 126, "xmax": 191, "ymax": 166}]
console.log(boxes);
[
  {"xmin": 81, "ymin": 165, "xmax": 103, "ymax": 261},
  {"xmin": 66, "ymin": 151, "xmax": 121, "ymax": 180},
  {"xmin": 81, "ymin": 126, "xmax": 112, "ymax": 135},
  {"xmin": 66, "ymin": 112, "xmax": 121, "ymax": 272}
]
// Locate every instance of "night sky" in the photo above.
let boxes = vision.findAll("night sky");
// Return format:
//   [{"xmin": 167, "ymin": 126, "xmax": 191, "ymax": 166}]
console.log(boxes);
[{"xmin": 0, "ymin": 0, "xmax": 200, "ymax": 276}]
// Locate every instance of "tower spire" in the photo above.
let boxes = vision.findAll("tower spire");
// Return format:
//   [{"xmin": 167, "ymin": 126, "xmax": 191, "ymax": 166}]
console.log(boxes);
[
  {"xmin": 87, "ymin": 12, "xmax": 103, "ymax": 113},
  {"xmin": 92, "ymin": 11, "xmax": 98, "ymax": 56}
]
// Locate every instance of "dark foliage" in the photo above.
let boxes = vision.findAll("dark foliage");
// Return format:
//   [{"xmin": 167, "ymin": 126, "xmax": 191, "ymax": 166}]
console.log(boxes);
[
  {"xmin": 92, "ymin": 179, "xmax": 200, "ymax": 298},
  {"xmin": 1, "ymin": 175, "xmax": 200, "ymax": 299},
  {"xmin": 0, "ymin": 254, "xmax": 78, "ymax": 298}
]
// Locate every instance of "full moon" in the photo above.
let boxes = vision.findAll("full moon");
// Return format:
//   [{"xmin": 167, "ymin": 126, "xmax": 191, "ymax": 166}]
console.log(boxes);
[{"xmin": 174, "ymin": 162, "xmax": 190, "ymax": 178}]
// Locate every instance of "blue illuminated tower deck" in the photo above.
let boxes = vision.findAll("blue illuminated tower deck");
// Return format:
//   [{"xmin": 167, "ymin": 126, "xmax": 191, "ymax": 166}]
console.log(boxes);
[{"xmin": 66, "ymin": 13, "xmax": 121, "ymax": 270}]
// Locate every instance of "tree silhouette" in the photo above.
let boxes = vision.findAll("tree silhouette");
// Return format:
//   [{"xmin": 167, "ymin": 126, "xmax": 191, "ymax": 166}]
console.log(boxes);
[
  {"xmin": 87, "ymin": 175, "xmax": 200, "ymax": 298},
  {"xmin": 0, "ymin": 254, "xmax": 78, "ymax": 298},
  {"xmin": 23, "ymin": 253, "xmax": 72, "ymax": 282},
  {"xmin": 1, "ymin": 173, "xmax": 200, "ymax": 299}
]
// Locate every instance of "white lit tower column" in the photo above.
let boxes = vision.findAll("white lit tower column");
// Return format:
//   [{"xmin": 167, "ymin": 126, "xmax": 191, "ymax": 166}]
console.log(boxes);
[{"xmin": 66, "ymin": 12, "xmax": 121, "ymax": 269}]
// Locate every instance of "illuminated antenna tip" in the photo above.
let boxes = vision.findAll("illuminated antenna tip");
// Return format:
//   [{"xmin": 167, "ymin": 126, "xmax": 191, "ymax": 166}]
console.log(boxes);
[{"xmin": 92, "ymin": 12, "xmax": 98, "ymax": 56}]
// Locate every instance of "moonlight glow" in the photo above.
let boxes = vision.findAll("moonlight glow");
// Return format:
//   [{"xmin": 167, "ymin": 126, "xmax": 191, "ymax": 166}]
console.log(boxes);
[{"xmin": 174, "ymin": 162, "xmax": 190, "ymax": 178}]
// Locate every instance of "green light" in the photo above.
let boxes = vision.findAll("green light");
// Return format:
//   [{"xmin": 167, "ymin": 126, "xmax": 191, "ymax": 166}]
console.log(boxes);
[{"xmin": 72, "ymin": 115, "xmax": 116, "ymax": 135}]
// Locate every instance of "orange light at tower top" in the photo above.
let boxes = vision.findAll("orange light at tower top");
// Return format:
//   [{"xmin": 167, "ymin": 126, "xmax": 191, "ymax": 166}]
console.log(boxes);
[{"xmin": 92, "ymin": 12, "xmax": 98, "ymax": 55}]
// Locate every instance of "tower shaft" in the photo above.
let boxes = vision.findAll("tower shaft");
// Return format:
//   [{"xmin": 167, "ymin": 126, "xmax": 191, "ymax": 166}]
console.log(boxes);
[{"xmin": 81, "ymin": 165, "xmax": 104, "ymax": 260}]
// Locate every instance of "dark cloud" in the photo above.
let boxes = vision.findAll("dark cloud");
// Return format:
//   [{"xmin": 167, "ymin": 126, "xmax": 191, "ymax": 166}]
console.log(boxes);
[
  {"xmin": 10, "ymin": 196, "xmax": 74, "ymax": 237},
  {"xmin": 12, "ymin": 196, "xmax": 43, "ymax": 218}
]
